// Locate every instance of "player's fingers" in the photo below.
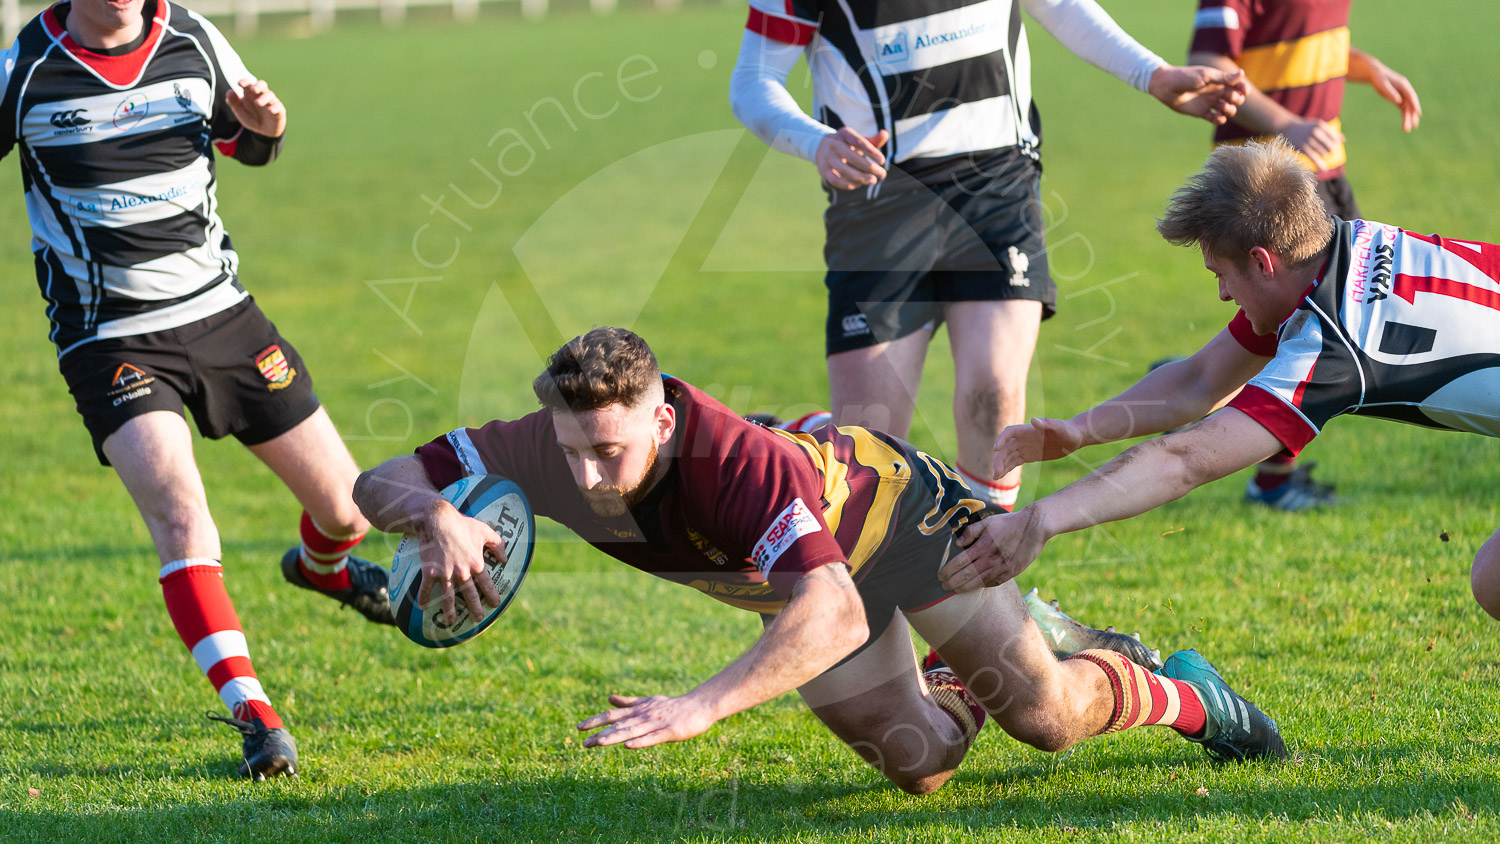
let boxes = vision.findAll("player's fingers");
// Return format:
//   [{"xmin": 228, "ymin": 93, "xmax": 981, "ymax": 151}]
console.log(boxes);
[
  {"xmin": 440, "ymin": 582, "xmax": 457, "ymax": 626},
  {"xmin": 608, "ymin": 695, "xmax": 644, "ymax": 707},
  {"xmin": 482, "ymin": 524, "xmax": 508, "ymax": 562},
  {"xmin": 458, "ymin": 578, "xmax": 485, "ymax": 619}
]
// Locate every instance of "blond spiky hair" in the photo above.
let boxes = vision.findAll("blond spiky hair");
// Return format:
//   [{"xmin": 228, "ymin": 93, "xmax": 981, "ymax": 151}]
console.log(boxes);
[{"xmin": 1157, "ymin": 137, "xmax": 1334, "ymax": 269}]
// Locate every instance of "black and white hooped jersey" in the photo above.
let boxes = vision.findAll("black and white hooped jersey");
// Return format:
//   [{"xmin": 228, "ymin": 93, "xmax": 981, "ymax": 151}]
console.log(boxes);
[
  {"xmin": 1, "ymin": 2, "xmax": 269, "ymax": 358},
  {"xmin": 747, "ymin": 0, "xmax": 1039, "ymax": 167},
  {"xmin": 1226, "ymin": 218, "xmax": 1500, "ymax": 454}
]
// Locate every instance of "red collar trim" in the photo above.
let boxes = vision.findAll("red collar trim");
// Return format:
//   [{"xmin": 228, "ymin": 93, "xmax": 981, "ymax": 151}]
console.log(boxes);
[{"xmin": 42, "ymin": 2, "xmax": 170, "ymax": 89}]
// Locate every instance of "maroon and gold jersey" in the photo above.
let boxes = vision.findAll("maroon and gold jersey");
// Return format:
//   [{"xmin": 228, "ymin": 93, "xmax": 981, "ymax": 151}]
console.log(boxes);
[
  {"xmin": 416, "ymin": 377, "xmax": 984, "ymax": 614},
  {"xmin": 1190, "ymin": 0, "xmax": 1351, "ymax": 179}
]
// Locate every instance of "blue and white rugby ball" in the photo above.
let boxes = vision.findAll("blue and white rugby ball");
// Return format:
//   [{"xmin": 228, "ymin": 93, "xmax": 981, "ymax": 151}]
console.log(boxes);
[{"xmin": 389, "ymin": 474, "xmax": 535, "ymax": 649}]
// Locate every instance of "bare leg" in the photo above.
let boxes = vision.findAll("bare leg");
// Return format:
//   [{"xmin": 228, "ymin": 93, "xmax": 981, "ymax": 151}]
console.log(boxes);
[
  {"xmin": 1473, "ymin": 527, "xmax": 1500, "ymax": 620},
  {"xmin": 104, "ymin": 411, "xmax": 221, "ymax": 564},
  {"xmin": 827, "ymin": 328, "xmax": 933, "ymax": 438},
  {"xmin": 796, "ymin": 616, "xmax": 969, "ymax": 795},
  {"xmin": 945, "ymin": 300, "xmax": 1042, "ymax": 489},
  {"xmin": 245, "ymin": 407, "xmax": 368, "ymax": 536},
  {"xmin": 907, "ymin": 582, "xmax": 1113, "ymax": 751}
]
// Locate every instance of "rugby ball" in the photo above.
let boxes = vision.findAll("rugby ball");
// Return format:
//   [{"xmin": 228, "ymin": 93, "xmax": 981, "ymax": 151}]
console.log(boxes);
[{"xmin": 388, "ymin": 475, "xmax": 535, "ymax": 648}]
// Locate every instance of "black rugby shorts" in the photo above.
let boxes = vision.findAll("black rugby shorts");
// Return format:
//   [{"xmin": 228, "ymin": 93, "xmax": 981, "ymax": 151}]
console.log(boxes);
[
  {"xmin": 823, "ymin": 149, "xmax": 1058, "ymax": 355},
  {"xmin": 58, "ymin": 298, "xmax": 321, "ymax": 465}
]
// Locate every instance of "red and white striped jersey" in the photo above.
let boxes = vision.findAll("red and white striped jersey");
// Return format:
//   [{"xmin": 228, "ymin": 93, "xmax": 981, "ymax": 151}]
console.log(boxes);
[{"xmin": 1227, "ymin": 218, "xmax": 1500, "ymax": 454}]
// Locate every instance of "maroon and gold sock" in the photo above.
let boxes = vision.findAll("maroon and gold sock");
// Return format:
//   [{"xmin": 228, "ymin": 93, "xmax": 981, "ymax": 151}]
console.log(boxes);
[{"xmin": 1065, "ymin": 649, "xmax": 1206, "ymax": 737}]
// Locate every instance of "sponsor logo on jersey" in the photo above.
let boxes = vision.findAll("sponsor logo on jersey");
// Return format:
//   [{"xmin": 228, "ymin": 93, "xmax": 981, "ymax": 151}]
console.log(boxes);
[
  {"xmin": 255, "ymin": 345, "xmax": 296, "ymax": 390},
  {"xmin": 752, "ymin": 497, "xmax": 822, "ymax": 576},
  {"xmin": 445, "ymin": 429, "xmax": 483, "ymax": 476},
  {"xmin": 912, "ymin": 23, "xmax": 991, "ymax": 50},
  {"xmin": 50, "ymin": 109, "xmax": 91, "ymax": 129},
  {"xmin": 841, "ymin": 314, "xmax": 870, "ymax": 337},
  {"xmin": 112, "ymin": 94, "xmax": 150, "ymax": 131},
  {"xmin": 107, "ymin": 363, "xmax": 157, "ymax": 406},
  {"xmin": 173, "ymin": 83, "xmax": 193, "ymax": 110},
  {"xmin": 877, "ymin": 32, "xmax": 910, "ymax": 68},
  {"xmin": 1007, "ymin": 246, "xmax": 1031, "ymax": 287},
  {"xmin": 1354, "ymin": 244, "xmax": 1395, "ymax": 304}
]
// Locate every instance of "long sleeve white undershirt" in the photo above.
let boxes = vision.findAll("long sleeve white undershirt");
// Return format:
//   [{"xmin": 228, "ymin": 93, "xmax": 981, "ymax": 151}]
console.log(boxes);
[{"xmin": 729, "ymin": 0, "xmax": 1167, "ymax": 163}]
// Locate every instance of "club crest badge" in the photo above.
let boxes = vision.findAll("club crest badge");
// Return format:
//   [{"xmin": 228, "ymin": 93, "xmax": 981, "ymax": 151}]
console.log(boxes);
[{"xmin": 255, "ymin": 345, "xmax": 296, "ymax": 390}]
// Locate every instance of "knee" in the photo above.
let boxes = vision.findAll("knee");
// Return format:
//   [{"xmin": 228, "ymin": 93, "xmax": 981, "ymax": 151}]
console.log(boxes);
[
  {"xmin": 1472, "ymin": 555, "xmax": 1500, "ymax": 621},
  {"xmin": 889, "ymin": 769, "xmax": 953, "ymax": 796},
  {"xmin": 959, "ymin": 383, "xmax": 1003, "ymax": 431}
]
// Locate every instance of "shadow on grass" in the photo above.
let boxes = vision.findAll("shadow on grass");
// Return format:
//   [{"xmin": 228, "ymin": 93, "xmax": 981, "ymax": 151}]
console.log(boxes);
[{"xmin": 3, "ymin": 742, "xmax": 1496, "ymax": 841}]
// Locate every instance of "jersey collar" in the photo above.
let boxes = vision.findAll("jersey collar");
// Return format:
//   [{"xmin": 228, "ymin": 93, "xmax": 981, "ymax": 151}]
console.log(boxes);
[{"xmin": 43, "ymin": 1, "xmax": 171, "ymax": 89}]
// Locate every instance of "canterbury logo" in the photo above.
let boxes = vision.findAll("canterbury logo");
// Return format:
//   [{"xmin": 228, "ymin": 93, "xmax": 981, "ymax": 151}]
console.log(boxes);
[{"xmin": 50, "ymin": 110, "xmax": 90, "ymax": 128}]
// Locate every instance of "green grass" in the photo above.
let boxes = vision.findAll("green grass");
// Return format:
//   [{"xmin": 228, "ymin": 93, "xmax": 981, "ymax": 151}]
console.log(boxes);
[{"xmin": 2, "ymin": 2, "xmax": 1499, "ymax": 840}]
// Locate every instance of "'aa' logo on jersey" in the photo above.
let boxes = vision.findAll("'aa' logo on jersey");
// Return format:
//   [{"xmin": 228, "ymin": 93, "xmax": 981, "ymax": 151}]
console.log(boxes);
[
  {"xmin": 255, "ymin": 345, "xmax": 296, "ymax": 390},
  {"xmin": 877, "ymin": 33, "xmax": 910, "ymax": 68}
]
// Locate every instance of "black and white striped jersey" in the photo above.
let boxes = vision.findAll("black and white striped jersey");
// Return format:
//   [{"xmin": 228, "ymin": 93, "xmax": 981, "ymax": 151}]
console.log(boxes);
[
  {"xmin": 749, "ymin": 0, "xmax": 1039, "ymax": 166},
  {"xmin": 1, "ymin": 2, "xmax": 275, "ymax": 358},
  {"xmin": 1227, "ymin": 218, "xmax": 1500, "ymax": 454}
]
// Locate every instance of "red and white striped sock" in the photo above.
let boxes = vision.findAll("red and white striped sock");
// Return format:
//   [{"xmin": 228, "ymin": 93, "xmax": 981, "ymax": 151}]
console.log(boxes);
[
  {"xmin": 297, "ymin": 511, "xmax": 365, "ymax": 592},
  {"xmin": 957, "ymin": 465, "xmax": 1020, "ymax": 512},
  {"xmin": 1065, "ymin": 649, "xmax": 1205, "ymax": 738},
  {"xmin": 159, "ymin": 559, "xmax": 282, "ymax": 728}
]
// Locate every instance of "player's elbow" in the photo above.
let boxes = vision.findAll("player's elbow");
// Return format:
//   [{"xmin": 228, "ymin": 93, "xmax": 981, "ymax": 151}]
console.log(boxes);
[{"xmin": 799, "ymin": 565, "xmax": 869, "ymax": 658}]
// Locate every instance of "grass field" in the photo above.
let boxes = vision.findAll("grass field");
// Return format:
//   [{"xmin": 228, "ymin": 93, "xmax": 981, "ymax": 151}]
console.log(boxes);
[{"xmin": 2, "ymin": 1, "xmax": 1499, "ymax": 840}]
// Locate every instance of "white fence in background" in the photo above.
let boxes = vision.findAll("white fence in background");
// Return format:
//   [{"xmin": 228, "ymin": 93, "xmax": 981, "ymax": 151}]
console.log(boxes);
[{"xmin": 3, "ymin": 0, "xmax": 686, "ymax": 47}]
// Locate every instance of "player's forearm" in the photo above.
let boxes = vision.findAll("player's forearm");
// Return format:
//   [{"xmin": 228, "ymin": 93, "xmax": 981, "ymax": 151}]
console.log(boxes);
[
  {"xmin": 1068, "ymin": 360, "xmax": 1224, "ymax": 446},
  {"xmin": 1037, "ymin": 414, "xmax": 1277, "ymax": 539},
  {"xmin": 1345, "ymin": 47, "xmax": 1381, "ymax": 85},
  {"xmin": 729, "ymin": 30, "xmax": 829, "ymax": 162},
  {"xmin": 353, "ymin": 455, "xmax": 450, "ymax": 536},
  {"xmin": 1023, "ymin": 0, "xmax": 1163, "ymax": 92},
  {"xmin": 687, "ymin": 565, "xmax": 867, "ymax": 721},
  {"xmin": 1187, "ymin": 51, "xmax": 1299, "ymax": 135}
]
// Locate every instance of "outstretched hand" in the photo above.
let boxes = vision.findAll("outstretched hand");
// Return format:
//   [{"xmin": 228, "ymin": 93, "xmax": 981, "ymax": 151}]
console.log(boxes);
[
  {"xmin": 225, "ymin": 78, "xmax": 286, "ymax": 138},
  {"xmin": 938, "ymin": 506, "xmax": 1049, "ymax": 592},
  {"xmin": 1148, "ymin": 65, "xmax": 1248, "ymax": 125},
  {"xmin": 993, "ymin": 417, "xmax": 1084, "ymax": 479},
  {"xmin": 578, "ymin": 693, "xmax": 717, "ymax": 749}
]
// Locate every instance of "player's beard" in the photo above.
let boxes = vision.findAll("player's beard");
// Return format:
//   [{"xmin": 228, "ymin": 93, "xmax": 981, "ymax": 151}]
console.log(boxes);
[{"xmin": 582, "ymin": 439, "xmax": 660, "ymax": 517}]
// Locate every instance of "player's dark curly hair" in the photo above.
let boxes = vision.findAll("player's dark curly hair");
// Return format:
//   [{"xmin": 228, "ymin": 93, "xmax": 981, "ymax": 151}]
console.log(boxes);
[
  {"xmin": 1157, "ymin": 137, "xmax": 1334, "ymax": 269},
  {"xmin": 534, "ymin": 327, "xmax": 662, "ymax": 412}
]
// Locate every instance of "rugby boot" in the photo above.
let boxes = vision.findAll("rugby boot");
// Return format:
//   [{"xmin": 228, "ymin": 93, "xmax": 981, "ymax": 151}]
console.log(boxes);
[
  {"xmin": 1245, "ymin": 461, "xmax": 1337, "ymax": 512},
  {"xmin": 1162, "ymin": 649, "xmax": 1289, "ymax": 761},
  {"xmin": 1022, "ymin": 588, "xmax": 1164, "ymax": 671},
  {"xmin": 280, "ymin": 547, "xmax": 395, "ymax": 626},
  {"xmin": 207, "ymin": 711, "xmax": 298, "ymax": 780}
]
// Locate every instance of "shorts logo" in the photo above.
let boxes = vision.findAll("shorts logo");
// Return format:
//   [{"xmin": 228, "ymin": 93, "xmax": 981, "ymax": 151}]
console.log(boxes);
[
  {"xmin": 255, "ymin": 345, "xmax": 296, "ymax": 391},
  {"xmin": 841, "ymin": 314, "xmax": 871, "ymax": 337},
  {"xmin": 752, "ymin": 498, "xmax": 822, "ymax": 576},
  {"xmin": 107, "ymin": 363, "xmax": 155, "ymax": 407},
  {"xmin": 1007, "ymin": 246, "xmax": 1031, "ymax": 288},
  {"xmin": 113, "ymin": 94, "xmax": 150, "ymax": 131}
]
